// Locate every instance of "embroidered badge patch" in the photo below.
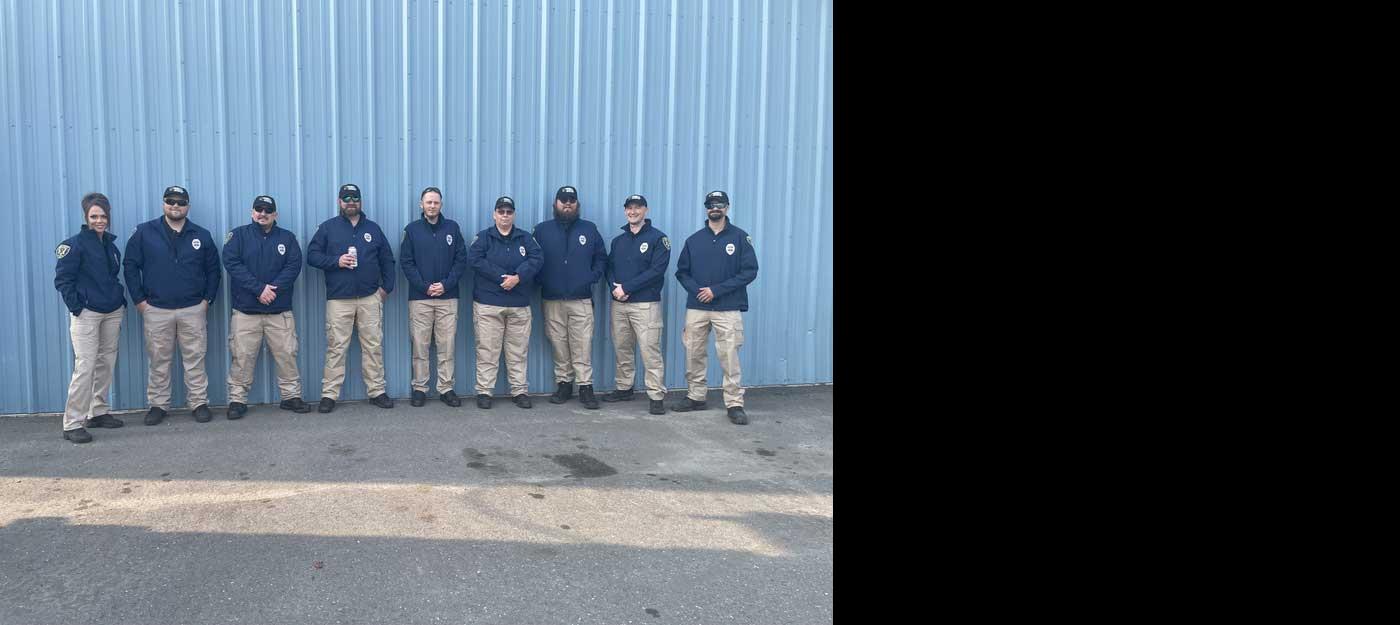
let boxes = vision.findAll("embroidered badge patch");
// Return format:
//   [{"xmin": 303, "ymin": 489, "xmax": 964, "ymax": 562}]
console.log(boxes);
[
  {"xmin": 661, "ymin": 237, "xmax": 670, "ymax": 250},
  {"xmin": 640, "ymin": 242, "xmax": 649, "ymax": 253},
  {"xmin": 519, "ymin": 246, "xmax": 526, "ymax": 256},
  {"xmin": 746, "ymin": 235, "xmax": 753, "ymax": 246},
  {"xmin": 225, "ymin": 231, "xmax": 234, "ymax": 244},
  {"xmin": 725, "ymin": 243, "xmax": 735, "ymax": 256},
  {"xmin": 364, "ymin": 232, "xmax": 373, "ymax": 243},
  {"xmin": 447, "ymin": 234, "xmax": 454, "ymax": 246},
  {"xmin": 55, "ymin": 243, "xmax": 71, "ymax": 259},
  {"xmin": 579, "ymin": 235, "xmax": 587, "ymax": 246},
  {"xmin": 277, "ymin": 243, "xmax": 287, "ymax": 255},
  {"xmin": 192, "ymin": 239, "xmax": 202, "ymax": 250}
]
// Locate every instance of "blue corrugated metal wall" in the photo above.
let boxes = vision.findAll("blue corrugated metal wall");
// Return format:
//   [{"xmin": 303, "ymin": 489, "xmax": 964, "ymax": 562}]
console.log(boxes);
[{"xmin": 0, "ymin": 0, "xmax": 832, "ymax": 415}]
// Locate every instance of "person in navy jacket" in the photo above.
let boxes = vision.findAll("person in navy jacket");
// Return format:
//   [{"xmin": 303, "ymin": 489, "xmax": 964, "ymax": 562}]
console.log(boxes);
[
  {"xmin": 533, "ymin": 185, "xmax": 608, "ymax": 409},
  {"xmin": 399, "ymin": 186, "xmax": 469, "ymax": 408},
  {"xmin": 672, "ymin": 190, "xmax": 759, "ymax": 425},
  {"xmin": 306, "ymin": 183, "xmax": 397, "ymax": 413},
  {"xmin": 602, "ymin": 194, "xmax": 671, "ymax": 415},
  {"xmin": 221, "ymin": 194, "xmax": 311, "ymax": 419},
  {"xmin": 467, "ymin": 196, "xmax": 543, "ymax": 409},
  {"xmin": 53, "ymin": 192, "xmax": 128, "ymax": 443},
  {"xmin": 123, "ymin": 185, "xmax": 221, "ymax": 426}
]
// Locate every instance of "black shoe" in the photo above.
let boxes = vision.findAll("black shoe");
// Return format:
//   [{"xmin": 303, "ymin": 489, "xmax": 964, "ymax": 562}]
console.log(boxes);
[
  {"xmin": 578, "ymin": 385, "xmax": 600, "ymax": 409},
  {"xmin": 84, "ymin": 414, "xmax": 124, "ymax": 428},
  {"xmin": 144, "ymin": 406, "xmax": 167, "ymax": 425},
  {"xmin": 440, "ymin": 391, "xmax": 462, "ymax": 407},
  {"xmin": 226, "ymin": 402, "xmax": 247, "ymax": 420},
  {"xmin": 727, "ymin": 407, "xmax": 749, "ymax": 425},
  {"xmin": 192, "ymin": 404, "xmax": 213, "ymax": 423},
  {"xmin": 371, "ymin": 394, "xmax": 395, "ymax": 409},
  {"xmin": 549, "ymin": 381, "xmax": 573, "ymax": 404},
  {"xmin": 318, "ymin": 398, "xmax": 336, "ymax": 413},
  {"xmin": 649, "ymin": 400, "xmax": 666, "ymax": 415},
  {"xmin": 280, "ymin": 397, "xmax": 312, "ymax": 413},
  {"xmin": 514, "ymin": 394, "xmax": 533, "ymax": 409},
  {"xmin": 411, "ymin": 390, "xmax": 427, "ymax": 407},
  {"xmin": 601, "ymin": 388, "xmax": 634, "ymax": 402},
  {"xmin": 476, "ymin": 394, "xmax": 492, "ymax": 409},
  {"xmin": 63, "ymin": 428, "xmax": 93, "ymax": 444},
  {"xmin": 671, "ymin": 398, "xmax": 708, "ymax": 412}
]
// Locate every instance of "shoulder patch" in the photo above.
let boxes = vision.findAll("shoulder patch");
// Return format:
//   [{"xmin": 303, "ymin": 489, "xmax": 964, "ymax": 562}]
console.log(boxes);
[
  {"xmin": 661, "ymin": 236, "xmax": 671, "ymax": 250},
  {"xmin": 55, "ymin": 243, "xmax": 71, "ymax": 259},
  {"xmin": 226, "ymin": 230, "xmax": 234, "ymax": 244},
  {"xmin": 472, "ymin": 234, "xmax": 478, "ymax": 245},
  {"xmin": 746, "ymin": 235, "xmax": 753, "ymax": 246}
]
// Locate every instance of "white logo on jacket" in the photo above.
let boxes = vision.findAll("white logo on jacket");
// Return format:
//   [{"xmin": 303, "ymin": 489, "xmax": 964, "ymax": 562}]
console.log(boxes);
[
  {"xmin": 519, "ymin": 246, "xmax": 526, "ymax": 256},
  {"xmin": 725, "ymin": 243, "xmax": 735, "ymax": 256},
  {"xmin": 277, "ymin": 243, "xmax": 286, "ymax": 255},
  {"xmin": 364, "ymin": 232, "xmax": 373, "ymax": 243},
  {"xmin": 640, "ymin": 242, "xmax": 649, "ymax": 253},
  {"xmin": 446, "ymin": 234, "xmax": 454, "ymax": 246},
  {"xmin": 192, "ymin": 239, "xmax": 202, "ymax": 250},
  {"xmin": 579, "ymin": 235, "xmax": 587, "ymax": 246}
]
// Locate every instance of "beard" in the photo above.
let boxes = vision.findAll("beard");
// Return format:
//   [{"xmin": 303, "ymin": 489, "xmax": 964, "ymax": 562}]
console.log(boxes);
[
  {"xmin": 340, "ymin": 205, "xmax": 361, "ymax": 219},
  {"xmin": 707, "ymin": 209, "xmax": 724, "ymax": 222},
  {"xmin": 554, "ymin": 206, "xmax": 579, "ymax": 224}
]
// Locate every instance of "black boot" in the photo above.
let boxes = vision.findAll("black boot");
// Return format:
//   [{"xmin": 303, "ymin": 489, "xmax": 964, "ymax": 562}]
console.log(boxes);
[
  {"xmin": 192, "ymin": 404, "xmax": 213, "ymax": 423},
  {"xmin": 440, "ymin": 390, "xmax": 462, "ymax": 407},
  {"xmin": 514, "ymin": 394, "xmax": 533, "ymax": 409},
  {"xmin": 411, "ymin": 390, "xmax": 427, "ymax": 407},
  {"xmin": 727, "ymin": 406, "xmax": 749, "ymax": 425},
  {"xmin": 226, "ymin": 402, "xmax": 247, "ymax": 420},
  {"xmin": 549, "ymin": 381, "xmax": 573, "ymax": 404},
  {"xmin": 318, "ymin": 398, "xmax": 336, "ymax": 413},
  {"xmin": 84, "ymin": 414, "xmax": 124, "ymax": 428},
  {"xmin": 649, "ymin": 400, "xmax": 666, "ymax": 415},
  {"xmin": 144, "ymin": 406, "xmax": 168, "ymax": 425},
  {"xmin": 476, "ymin": 394, "xmax": 492, "ymax": 409},
  {"xmin": 578, "ymin": 385, "xmax": 600, "ymax": 409},
  {"xmin": 601, "ymin": 389, "xmax": 634, "ymax": 402},
  {"xmin": 670, "ymin": 398, "xmax": 708, "ymax": 412},
  {"xmin": 63, "ymin": 428, "xmax": 93, "ymax": 444},
  {"xmin": 280, "ymin": 397, "xmax": 312, "ymax": 413}
]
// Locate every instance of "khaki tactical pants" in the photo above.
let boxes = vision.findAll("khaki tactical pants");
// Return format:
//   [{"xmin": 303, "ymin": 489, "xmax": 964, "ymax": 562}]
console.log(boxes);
[
  {"xmin": 473, "ymin": 302, "xmax": 531, "ymax": 396},
  {"xmin": 64, "ymin": 308, "xmax": 124, "ymax": 430},
  {"xmin": 610, "ymin": 301, "xmax": 666, "ymax": 401},
  {"xmin": 322, "ymin": 293, "xmax": 387, "ymax": 398},
  {"xmin": 543, "ymin": 298, "xmax": 594, "ymax": 385},
  {"xmin": 683, "ymin": 309, "xmax": 745, "ymax": 407},
  {"xmin": 409, "ymin": 298, "xmax": 459, "ymax": 394},
  {"xmin": 227, "ymin": 310, "xmax": 301, "ymax": 404},
  {"xmin": 143, "ymin": 302, "xmax": 210, "ymax": 410}
]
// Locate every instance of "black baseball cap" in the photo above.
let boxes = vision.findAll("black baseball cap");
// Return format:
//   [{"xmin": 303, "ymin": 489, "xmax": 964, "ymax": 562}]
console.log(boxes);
[
  {"xmin": 339, "ymin": 184, "xmax": 361, "ymax": 200},
  {"xmin": 163, "ymin": 185, "xmax": 189, "ymax": 201},
  {"xmin": 253, "ymin": 195, "xmax": 277, "ymax": 211},
  {"xmin": 623, "ymin": 194, "xmax": 648, "ymax": 207},
  {"xmin": 495, "ymin": 196, "xmax": 516, "ymax": 210},
  {"xmin": 704, "ymin": 190, "xmax": 730, "ymax": 206},
  {"xmin": 555, "ymin": 186, "xmax": 578, "ymax": 202}
]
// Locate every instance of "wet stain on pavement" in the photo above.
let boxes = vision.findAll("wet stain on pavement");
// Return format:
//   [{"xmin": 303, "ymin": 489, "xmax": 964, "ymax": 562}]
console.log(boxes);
[
  {"xmin": 119, "ymin": 488, "xmax": 131, "ymax": 494},
  {"xmin": 756, "ymin": 449, "xmax": 776, "ymax": 457},
  {"xmin": 550, "ymin": 453, "xmax": 617, "ymax": 477},
  {"xmin": 560, "ymin": 524, "xmax": 571, "ymax": 529},
  {"xmin": 328, "ymin": 443, "xmax": 356, "ymax": 456},
  {"xmin": 645, "ymin": 608, "xmax": 661, "ymax": 617},
  {"xmin": 529, "ymin": 493, "xmax": 545, "ymax": 499},
  {"xmin": 466, "ymin": 462, "xmax": 487, "ymax": 469}
]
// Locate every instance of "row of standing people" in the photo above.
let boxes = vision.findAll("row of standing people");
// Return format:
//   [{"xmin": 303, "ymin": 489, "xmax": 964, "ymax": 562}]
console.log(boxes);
[{"xmin": 53, "ymin": 185, "xmax": 759, "ymax": 444}]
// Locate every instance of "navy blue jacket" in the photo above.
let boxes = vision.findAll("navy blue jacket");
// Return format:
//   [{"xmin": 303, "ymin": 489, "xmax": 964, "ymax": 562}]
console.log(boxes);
[
  {"xmin": 54, "ymin": 226, "xmax": 127, "ymax": 316},
  {"xmin": 674, "ymin": 218, "xmax": 759, "ymax": 312},
  {"xmin": 124, "ymin": 216, "xmax": 221, "ymax": 309},
  {"xmin": 467, "ymin": 226, "xmax": 543, "ymax": 308},
  {"xmin": 222, "ymin": 221, "xmax": 303, "ymax": 314},
  {"xmin": 606, "ymin": 220, "xmax": 670, "ymax": 303},
  {"xmin": 400, "ymin": 215, "xmax": 469, "ymax": 301},
  {"xmin": 532, "ymin": 218, "xmax": 607, "ymax": 300},
  {"xmin": 306, "ymin": 213, "xmax": 396, "ymax": 300}
]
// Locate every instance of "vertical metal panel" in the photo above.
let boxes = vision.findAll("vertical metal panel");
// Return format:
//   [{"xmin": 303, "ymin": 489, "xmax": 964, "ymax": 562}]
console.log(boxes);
[{"xmin": 0, "ymin": 0, "xmax": 833, "ymax": 415}]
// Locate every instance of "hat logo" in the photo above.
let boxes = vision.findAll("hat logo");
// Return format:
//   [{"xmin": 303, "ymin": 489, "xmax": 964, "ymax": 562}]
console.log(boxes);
[
  {"xmin": 725, "ymin": 243, "xmax": 735, "ymax": 256},
  {"xmin": 578, "ymin": 235, "xmax": 587, "ymax": 246},
  {"xmin": 192, "ymin": 239, "xmax": 202, "ymax": 250},
  {"xmin": 446, "ymin": 234, "xmax": 454, "ymax": 246},
  {"xmin": 640, "ymin": 242, "xmax": 649, "ymax": 253},
  {"xmin": 519, "ymin": 246, "xmax": 526, "ymax": 256},
  {"xmin": 277, "ymin": 243, "xmax": 286, "ymax": 256},
  {"xmin": 55, "ymin": 243, "xmax": 70, "ymax": 259},
  {"xmin": 363, "ymin": 232, "xmax": 372, "ymax": 243}
]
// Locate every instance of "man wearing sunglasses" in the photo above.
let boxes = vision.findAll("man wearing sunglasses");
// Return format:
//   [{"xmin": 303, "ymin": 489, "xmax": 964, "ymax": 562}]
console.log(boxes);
[
  {"xmin": 221, "ymin": 195, "xmax": 312, "ymax": 419},
  {"xmin": 307, "ymin": 184, "xmax": 397, "ymax": 413},
  {"xmin": 673, "ymin": 190, "xmax": 759, "ymax": 425},
  {"xmin": 123, "ymin": 185, "xmax": 223, "ymax": 425},
  {"xmin": 533, "ymin": 185, "xmax": 608, "ymax": 410}
]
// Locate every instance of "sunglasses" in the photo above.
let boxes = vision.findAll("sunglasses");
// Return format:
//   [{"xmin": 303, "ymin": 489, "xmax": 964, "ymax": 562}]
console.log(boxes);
[
  {"xmin": 253, "ymin": 206, "xmax": 276, "ymax": 214},
  {"xmin": 706, "ymin": 203, "xmax": 728, "ymax": 209},
  {"xmin": 164, "ymin": 198, "xmax": 188, "ymax": 207},
  {"xmin": 340, "ymin": 195, "xmax": 361, "ymax": 203},
  {"xmin": 495, "ymin": 208, "xmax": 515, "ymax": 214}
]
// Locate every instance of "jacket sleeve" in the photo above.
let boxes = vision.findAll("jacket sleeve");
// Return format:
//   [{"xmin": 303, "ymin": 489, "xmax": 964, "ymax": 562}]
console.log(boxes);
[
  {"xmin": 674, "ymin": 241, "xmax": 700, "ymax": 295},
  {"xmin": 468, "ymin": 234, "xmax": 509, "ymax": 279},
  {"xmin": 123, "ymin": 230, "xmax": 147, "ymax": 305},
  {"xmin": 710, "ymin": 236, "xmax": 759, "ymax": 297},
  {"xmin": 590, "ymin": 226, "xmax": 608, "ymax": 285},
  {"xmin": 54, "ymin": 240, "xmax": 83, "ymax": 315},
  {"xmin": 517, "ymin": 235, "xmax": 544, "ymax": 283},
  {"xmin": 272, "ymin": 234, "xmax": 303, "ymax": 290},
  {"xmin": 622, "ymin": 236, "xmax": 671, "ymax": 296},
  {"xmin": 377, "ymin": 228, "xmax": 396, "ymax": 293},
  {"xmin": 222, "ymin": 231, "xmax": 264, "ymax": 294},
  {"xmin": 443, "ymin": 225, "xmax": 468, "ymax": 288},
  {"xmin": 399, "ymin": 228, "xmax": 426, "ymax": 294},
  {"xmin": 203, "ymin": 234, "xmax": 221, "ymax": 304},
  {"xmin": 306, "ymin": 225, "xmax": 339, "ymax": 271}
]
